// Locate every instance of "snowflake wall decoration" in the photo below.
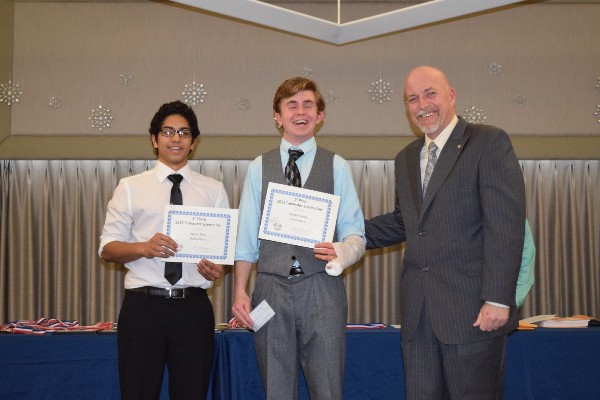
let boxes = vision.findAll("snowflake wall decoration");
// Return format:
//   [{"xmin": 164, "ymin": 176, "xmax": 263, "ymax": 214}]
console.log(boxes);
[
  {"xmin": 49, "ymin": 96, "xmax": 62, "ymax": 109},
  {"xmin": 236, "ymin": 97, "xmax": 251, "ymax": 111},
  {"xmin": 595, "ymin": 105, "xmax": 600, "ymax": 124},
  {"xmin": 182, "ymin": 81, "xmax": 207, "ymax": 106},
  {"xmin": 89, "ymin": 105, "xmax": 113, "ymax": 131},
  {"xmin": 513, "ymin": 95, "xmax": 526, "ymax": 107},
  {"xmin": 301, "ymin": 66, "xmax": 314, "ymax": 78},
  {"xmin": 463, "ymin": 106, "xmax": 487, "ymax": 124},
  {"xmin": 488, "ymin": 62, "xmax": 502, "ymax": 76},
  {"xmin": 325, "ymin": 90, "xmax": 339, "ymax": 107},
  {"xmin": 0, "ymin": 80, "xmax": 22, "ymax": 106},
  {"xmin": 369, "ymin": 79, "xmax": 393, "ymax": 104},
  {"xmin": 120, "ymin": 73, "xmax": 133, "ymax": 86}
]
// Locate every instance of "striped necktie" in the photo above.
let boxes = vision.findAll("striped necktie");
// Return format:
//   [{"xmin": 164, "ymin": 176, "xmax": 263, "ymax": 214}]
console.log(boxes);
[
  {"xmin": 285, "ymin": 149, "xmax": 304, "ymax": 187},
  {"xmin": 422, "ymin": 142, "xmax": 438, "ymax": 197}
]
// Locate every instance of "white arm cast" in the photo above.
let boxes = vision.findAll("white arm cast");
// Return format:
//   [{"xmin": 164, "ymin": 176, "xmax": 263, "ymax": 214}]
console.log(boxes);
[{"xmin": 325, "ymin": 235, "xmax": 366, "ymax": 277}]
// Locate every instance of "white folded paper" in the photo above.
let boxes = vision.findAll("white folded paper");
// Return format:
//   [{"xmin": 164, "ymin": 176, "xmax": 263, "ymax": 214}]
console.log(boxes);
[{"xmin": 250, "ymin": 300, "xmax": 276, "ymax": 332}]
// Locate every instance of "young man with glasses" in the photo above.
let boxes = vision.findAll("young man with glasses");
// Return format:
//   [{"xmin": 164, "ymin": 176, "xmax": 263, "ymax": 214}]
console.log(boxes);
[{"xmin": 99, "ymin": 100, "xmax": 229, "ymax": 399}]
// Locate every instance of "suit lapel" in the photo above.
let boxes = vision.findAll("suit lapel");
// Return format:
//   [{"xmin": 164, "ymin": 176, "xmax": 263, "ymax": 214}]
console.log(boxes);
[
  {"xmin": 406, "ymin": 137, "xmax": 424, "ymax": 216},
  {"xmin": 421, "ymin": 118, "xmax": 470, "ymax": 216}
]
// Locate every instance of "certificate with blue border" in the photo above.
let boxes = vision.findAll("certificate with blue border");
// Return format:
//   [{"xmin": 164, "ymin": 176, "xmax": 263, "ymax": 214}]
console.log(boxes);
[
  {"xmin": 258, "ymin": 182, "xmax": 340, "ymax": 248},
  {"xmin": 162, "ymin": 205, "xmax": 238, "ymax": 265}
]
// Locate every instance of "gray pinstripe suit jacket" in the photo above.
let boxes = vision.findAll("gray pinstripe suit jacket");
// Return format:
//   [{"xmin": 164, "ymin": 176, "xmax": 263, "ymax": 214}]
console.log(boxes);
[{"xmin": 366, "ymin": 117, "xmax": 525, "ymax": 344}]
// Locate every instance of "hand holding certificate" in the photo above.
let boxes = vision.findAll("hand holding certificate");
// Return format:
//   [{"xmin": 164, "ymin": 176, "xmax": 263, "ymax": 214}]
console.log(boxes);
[
  {"xmin": 259, "ymin": 182, "xmax": 339, "ymax": 248},
  {"xmin": 162, "ymin": 205, "xmax": 238, "ymax": 265}
]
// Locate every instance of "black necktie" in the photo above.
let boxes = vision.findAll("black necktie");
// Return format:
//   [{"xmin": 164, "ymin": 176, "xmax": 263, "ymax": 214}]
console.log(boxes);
[
  {"xmin": 285, "ymin": 149, "xmax": 304, "ymax": 187},
  {"xmin": 165, "ymin": 174, "xmax": 183, "ymax": 286}
]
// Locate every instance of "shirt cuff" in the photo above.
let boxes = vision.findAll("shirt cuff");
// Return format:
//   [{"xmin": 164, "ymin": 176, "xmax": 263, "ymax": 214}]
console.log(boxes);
[{"xmin": 485, "ymin": 301, "xmax": 509, "ymax": 308}]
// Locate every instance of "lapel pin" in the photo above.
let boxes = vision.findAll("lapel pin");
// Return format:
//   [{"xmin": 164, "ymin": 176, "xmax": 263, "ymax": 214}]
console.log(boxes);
[{"xmin": 457, "ymin": 144, "xmax": 462, "ymax": 149}]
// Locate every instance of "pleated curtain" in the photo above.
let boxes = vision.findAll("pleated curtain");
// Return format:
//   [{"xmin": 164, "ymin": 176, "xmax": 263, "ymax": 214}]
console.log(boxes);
[{"xmin": 1, "ymin": 159, "xmax": 598, "ymax": 325}]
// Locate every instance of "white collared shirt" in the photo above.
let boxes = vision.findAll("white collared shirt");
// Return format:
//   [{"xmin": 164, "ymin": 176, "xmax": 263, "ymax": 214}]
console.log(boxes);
[{"xmin": 99, "ymin": 161, "xmax": 230, "ymax": 289}]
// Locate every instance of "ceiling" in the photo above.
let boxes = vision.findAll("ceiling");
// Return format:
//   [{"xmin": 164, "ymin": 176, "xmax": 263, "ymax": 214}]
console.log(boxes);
[
  {"xmin": 12, "ymin": 0, "xmax": 598, "ymax": 44},
  {"xmin": 169, "ymin": 0, "xmax": 523, "ymax": 44}
]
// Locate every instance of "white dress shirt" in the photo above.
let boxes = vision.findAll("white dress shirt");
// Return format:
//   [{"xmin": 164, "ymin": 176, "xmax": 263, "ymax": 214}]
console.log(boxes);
[{"xmin": 99, "ymin": 161, "xmax": 230, "ymax": 289}]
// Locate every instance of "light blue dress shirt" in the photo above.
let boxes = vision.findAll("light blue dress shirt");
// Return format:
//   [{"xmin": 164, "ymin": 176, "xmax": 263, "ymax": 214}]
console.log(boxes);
[{"xmin": 235, "ymin": 137, "xmax": 365, "ymax": 263}]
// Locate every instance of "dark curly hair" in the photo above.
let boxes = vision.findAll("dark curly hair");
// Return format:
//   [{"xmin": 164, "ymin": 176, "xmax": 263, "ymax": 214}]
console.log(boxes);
[{"xmin": 149, "ymin": 100, "xmax": 201, "ymax": 143}]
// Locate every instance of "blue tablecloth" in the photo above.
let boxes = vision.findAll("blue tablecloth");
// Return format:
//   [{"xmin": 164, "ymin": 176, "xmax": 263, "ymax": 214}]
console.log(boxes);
[
  {"xmin": 219, "ymin": 327, "xmax": 404, "ymax": 400},
  {"xmin": 1, "ymin": 327, "xmax": 599, "ymax": 399}
]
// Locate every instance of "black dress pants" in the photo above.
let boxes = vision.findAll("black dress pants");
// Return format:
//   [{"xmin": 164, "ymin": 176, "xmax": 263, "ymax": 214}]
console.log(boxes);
[{"xmin": 117, "ymin": 289, "xmax": 215, "ymax": 400}]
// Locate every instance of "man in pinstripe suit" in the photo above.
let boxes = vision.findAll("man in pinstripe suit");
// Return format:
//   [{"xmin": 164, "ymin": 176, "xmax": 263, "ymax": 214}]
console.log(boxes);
[{"xmin": 365, "ymin": 66, "xmax": 525, "ymax": 400}]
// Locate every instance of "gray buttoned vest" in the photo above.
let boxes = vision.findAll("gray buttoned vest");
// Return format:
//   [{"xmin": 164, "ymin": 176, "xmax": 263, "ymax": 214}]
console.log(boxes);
[{"xmin": 258, "ymin": 147, "xmax": 336, "ymax": 277}]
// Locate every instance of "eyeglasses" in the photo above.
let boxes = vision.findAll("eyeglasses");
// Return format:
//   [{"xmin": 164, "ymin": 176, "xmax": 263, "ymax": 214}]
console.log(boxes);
[{"xmin": 159, "ymin": 127, "xmax": 193, "ymax": 138}]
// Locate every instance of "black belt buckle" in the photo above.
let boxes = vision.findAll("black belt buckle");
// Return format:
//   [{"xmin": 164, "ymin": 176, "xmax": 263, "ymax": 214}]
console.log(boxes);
[{"xmin": 167, "ymin": 288, "xmax": 185, "ymax": 298}]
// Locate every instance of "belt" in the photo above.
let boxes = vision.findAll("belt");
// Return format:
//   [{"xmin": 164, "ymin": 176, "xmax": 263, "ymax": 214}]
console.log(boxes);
[{"xmin": 126, "ymin": 286, "xmax": 205, "ymax": 299}]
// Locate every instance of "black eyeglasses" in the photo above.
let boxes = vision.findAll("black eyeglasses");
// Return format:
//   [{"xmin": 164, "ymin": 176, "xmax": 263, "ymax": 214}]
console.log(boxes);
[{"xmin": 159, "ymin": 127, "xmax": 193, "ymax": 138}]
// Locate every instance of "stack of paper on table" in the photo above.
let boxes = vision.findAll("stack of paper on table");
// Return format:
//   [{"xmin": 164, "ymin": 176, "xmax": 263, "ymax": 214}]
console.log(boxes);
[
  {"xmin": 538, "ymin": 315, "xmax": 590, "ymax": 328},
  {"xmin": 520, "ymin": 314, "xmax": 592, "ymax": 329},
  {"xmin": 518, "ymin": 314, "xmax": 553, "ymax": 330}
]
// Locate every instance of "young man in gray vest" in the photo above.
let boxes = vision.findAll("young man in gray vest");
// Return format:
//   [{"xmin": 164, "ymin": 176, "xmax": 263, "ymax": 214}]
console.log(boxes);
[{"xmin": 232, "ymin": 77, "xmax": 366, "ymax": 399}]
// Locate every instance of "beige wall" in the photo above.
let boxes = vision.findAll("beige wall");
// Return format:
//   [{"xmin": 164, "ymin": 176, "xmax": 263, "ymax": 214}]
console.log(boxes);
[
  {"xmin": 1, "ymin": 1, "xmax": 599, "ymax": 159},
  {"xmin": 0, "ymin": 0, "xmax": 13, "ymax": 143}
]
